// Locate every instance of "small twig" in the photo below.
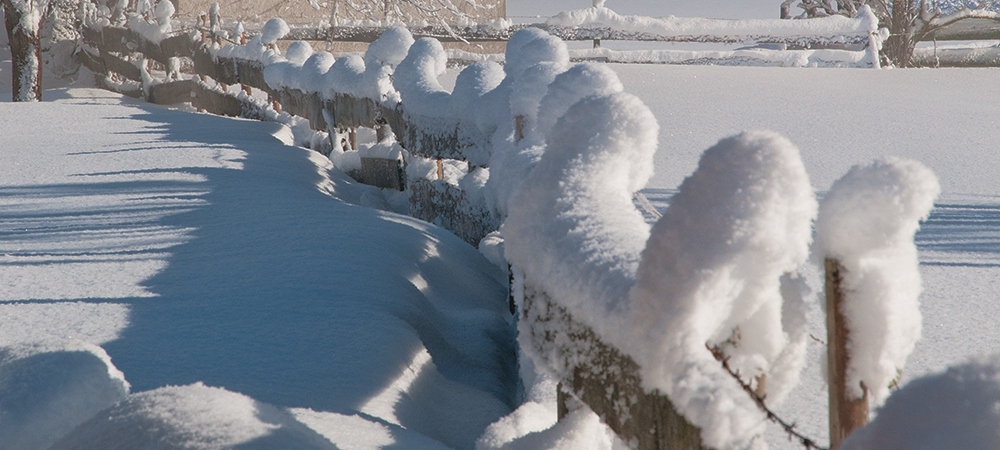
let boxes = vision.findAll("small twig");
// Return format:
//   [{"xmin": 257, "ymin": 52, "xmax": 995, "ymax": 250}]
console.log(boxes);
[
  {"xmin": 809, "ymin": 333, "xmax": 827, "ymax": 346},
  {"xmin": 708, "ymin": 344, "xmax": 828, "ymax": 450}
]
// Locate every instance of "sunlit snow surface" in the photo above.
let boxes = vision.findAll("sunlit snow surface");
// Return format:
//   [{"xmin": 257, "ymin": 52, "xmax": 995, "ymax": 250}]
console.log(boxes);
[
  {"xmin": 0, "ymin": 89, "xmax": 516, "ymax": 449},
  {"xmin": 3, "ymin": 57, "xmax": 1000, "ymax": 448},
  {"xmin": 621, "ymin": 64, "xmax": 1000, "ymax": 448}
]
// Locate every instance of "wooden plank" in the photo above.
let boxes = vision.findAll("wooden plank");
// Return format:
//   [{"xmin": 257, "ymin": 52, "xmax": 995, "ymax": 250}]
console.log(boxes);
[
  {"xmin": 928, "ymin": 17, "xmax": 1000, "ymax": 41},
  {"xmin": 520, "ymin": 285, "xmax": 706, "ymax": 450},
  {"xmin": 408, "ymin": 179, "xmax": 500, "ymax": 246},
  {"xmin": 191, "ymin": 83, "xmax": 246, "ymax": 117},
  {"xmin": 360, "ymin": 157, "xmax": 406, "ymax": 191},
  {"xmin": 148, "ymin": 79, "xmax": 196, "ymax": 105},
  {"xmin": 912, "ymin": 46, "xmax": 1000, "ymax": 67},
  {"xmin": 78, "ymin": 47, "xmax": 107, "ymax": 75},
  {"xmin": 330, "ymin": 94, "xmax": 379, "ymax": 129},
  {"xmin": 825, "ymin": 258, "xmax": 869, "ymax": 449},
  {"xmin": 100, "ymin": 49, "xmax": 143, "ymax": 82},
  {"xmin": 278, "ymin": 88, "xmax": 327, "ymax": 130}
]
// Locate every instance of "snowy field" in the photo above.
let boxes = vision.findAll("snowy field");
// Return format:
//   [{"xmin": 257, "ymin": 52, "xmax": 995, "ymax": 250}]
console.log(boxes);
[{"xmin": 4, "ymin": 46, "xmax": 1000, "ymax": 449}]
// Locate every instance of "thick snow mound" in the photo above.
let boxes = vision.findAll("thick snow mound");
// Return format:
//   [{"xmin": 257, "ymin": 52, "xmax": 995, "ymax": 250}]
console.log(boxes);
[
  {"xmin": 51, "ymin": 383, "xmax": 335, "ymax": 449},
  {"xmin": 628, "ymin": 131, "xmax": 817, "ymax": 449},
  {"xmin": 393, "ymin": 37, "xmax": 450, "ymax": 117},
  {"xmin": 503, "ymin": 91, "xmax": 657, "ymax": 334},
  {"xmin": 261, "ymin": 18, "xmax": 290, "ymax": 45},
  {"xmin": 0, "ymin": 340, "xmax": 129, "ymax": 450},
  {"xmin": 841, "ymin": 355, "xmax": 1000, "ymax": 450},
  {"xmin": 534, "ymin": 63, "xmax": 623, "ymax": 143},
  {"xmin": 816, "ymin": 157, "xmax": 939, "ymax": 403}
]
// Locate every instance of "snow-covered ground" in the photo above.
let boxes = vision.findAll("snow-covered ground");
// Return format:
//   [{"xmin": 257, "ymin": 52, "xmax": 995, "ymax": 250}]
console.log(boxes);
[
  {"xmin": 620, "ymin": 64, "xmax": 1000, "ymax": 448},
  {"xmin": 4, "ymin": 37, "xmax": 1000, "ymax": 450}
]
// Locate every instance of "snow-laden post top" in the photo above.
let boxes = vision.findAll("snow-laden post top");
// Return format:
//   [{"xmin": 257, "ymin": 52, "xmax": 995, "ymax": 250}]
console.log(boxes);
[
  {"xmin": 816, "ymin": 157, "xmax": 940, "ymax": 404},
  {"xmin": 628, "ymin": 130, "xmax": 817, "ymax": 449},
  {"xmin": 503, "ymin": 90, "xmax": 658, "ymax": 332}
]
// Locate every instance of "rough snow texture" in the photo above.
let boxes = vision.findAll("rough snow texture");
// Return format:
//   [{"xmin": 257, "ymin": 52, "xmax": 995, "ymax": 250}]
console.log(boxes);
[
  {"xmin": 815, "ymin": 157, "xmax": 940, "ymax": 403},
  {"xmin": 0, "ymin": 340, "xmax": 130, "ymax": 450},
  {"xmin": 626, "ymin": 131, "xmax": 817, "ymax": 449},
  {"xmin": 841, "ymin": 355, "xmax": 1000, "ymax": 450}
]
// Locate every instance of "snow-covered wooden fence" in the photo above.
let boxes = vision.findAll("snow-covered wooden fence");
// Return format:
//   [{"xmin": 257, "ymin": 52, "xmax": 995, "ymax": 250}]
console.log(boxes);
[{"xmin": 77, "ymin": 7, "xmax": 942, "ymax": 449}]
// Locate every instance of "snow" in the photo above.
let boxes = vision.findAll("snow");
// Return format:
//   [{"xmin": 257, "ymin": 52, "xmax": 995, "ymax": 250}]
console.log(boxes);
[
  {"xmin": 626, "ymin": 131, "xmax": 817, "ymax": 449},
  {"xmin": 840, "ymin": 355, "xmax": 1000, "ymax": 450},
  {"xmin": 502, "ymin": 91, "xmax": 658, "ymax": 360},
  {"xmin": 260, "ymin": 17, "xmax": 290, "ymax": 45},
  {"xmin": 6, "ymin": 12, "xmax": 1000, "ymax": 449},
  {"xmin": 0, "ymin": 92, "xmax": 516, "ymax": 449},
  {"xmin": 0, "ymin": 340, "xmax": 129, "ymax": 450},
  {"xmin": 815, "ymin": 158, "xmax": 940, "ymax": 403},
  {"xmin": 546, "ymin": 5, "xmax": 876, "ymax": 40},
  {"xmin": 51, "ymin": 383, "xmax": 334, "ymax": 449}
]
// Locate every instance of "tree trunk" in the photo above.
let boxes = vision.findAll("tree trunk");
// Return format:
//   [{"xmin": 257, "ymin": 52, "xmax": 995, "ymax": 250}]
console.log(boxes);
[
  {"xmin": 2, "ymin": 0, "xmax": 44, "ymax": 101},
  {"xmin": 884, "ymin": 0, "xmax": 916, "ymax": 67}
]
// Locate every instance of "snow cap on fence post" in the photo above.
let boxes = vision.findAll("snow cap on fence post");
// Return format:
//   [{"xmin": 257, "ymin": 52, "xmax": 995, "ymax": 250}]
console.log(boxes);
[
  {"xmin": 627, "ymin": 130, "xmax": 817, "ymax": 449},
  {"xmin": 261, "ymin": 18, "xmax": 290, "ymax": 46},
  {"xmin": 815, "ymin": 157, "xmax": 939, "ymax": 404},
  {"xmin": 392, "ymin": 37, "xmax": 450, "ymax": 116},
  {"xmin": 502, "ymin": 91, "xmax": 658, "ymax": 344},
  {"xmin": 534, "ymin": 63, "xmax": 624, "ymax": 142}
]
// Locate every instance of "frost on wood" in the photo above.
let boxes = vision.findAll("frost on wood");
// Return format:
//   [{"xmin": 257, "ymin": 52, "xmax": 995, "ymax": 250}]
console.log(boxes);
[
  {"xmin": 840, "ymin": 355, "xmax": 1000, "ymax": 450},
  {"xmin": 815, "ymin": 157, "xmax": 940, "ymax": 404},
  {"xmin": 627, "ymin": 131, "xmax": 817, "ymax": 449}
]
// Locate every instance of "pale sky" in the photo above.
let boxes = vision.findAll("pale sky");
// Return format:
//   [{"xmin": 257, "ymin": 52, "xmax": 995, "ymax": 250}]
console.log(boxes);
[{"xmin": 506, "ymin": 0, "xmax": 782, "ymax": 19}]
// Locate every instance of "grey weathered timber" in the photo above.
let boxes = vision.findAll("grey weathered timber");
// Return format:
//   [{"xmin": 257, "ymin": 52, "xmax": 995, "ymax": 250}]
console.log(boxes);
[
  {"xmin": 330, "ymin": 93, "xmax": 379, "ymax": 129},
  {"xmin": 360, "ymin": 157, "xmax": 406, "ymax": 191},
  {"xmin": 192, "ymin": 83, "xmax": 253, "ymax": 117},
  {"xmin": 520, "ymin": 285, "xmax": 706, "ymax": 450},
  {"xmin": 148, "ymin": 79, "xmax": 197, "ymax": 104},
  {"xmin": 825, "ymin": 258, "xmax": 869, "ymax": 450},
  {"xmin": 99, "ymin": 48, "xmax": 143, "ymax": 82},
  {"xmin": 278, "ymin": 88, "xmax": 327, "ymax": 130},
  {"xmin": 409, "ymin": 179, "xmax": 499, "ymax": 246},
  {"xmin": 911, "ymin": 46, "xmax": 1000, "ymax": 67}
]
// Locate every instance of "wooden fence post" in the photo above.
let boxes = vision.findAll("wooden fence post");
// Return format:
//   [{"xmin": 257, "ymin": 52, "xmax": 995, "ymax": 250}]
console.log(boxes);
[{"xmin": 825, "ymin": 258, "xmax": 869, "ymax": 449}]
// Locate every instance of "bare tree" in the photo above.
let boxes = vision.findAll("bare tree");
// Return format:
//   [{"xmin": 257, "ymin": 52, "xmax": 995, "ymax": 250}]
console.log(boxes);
[
  {"xmin": 781, "ymin": 0, "xmax": 1000, "ymax": 66},
  {"xmin": 3, "ymin": 0, "xmax": 53, "ymax": 101}
]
